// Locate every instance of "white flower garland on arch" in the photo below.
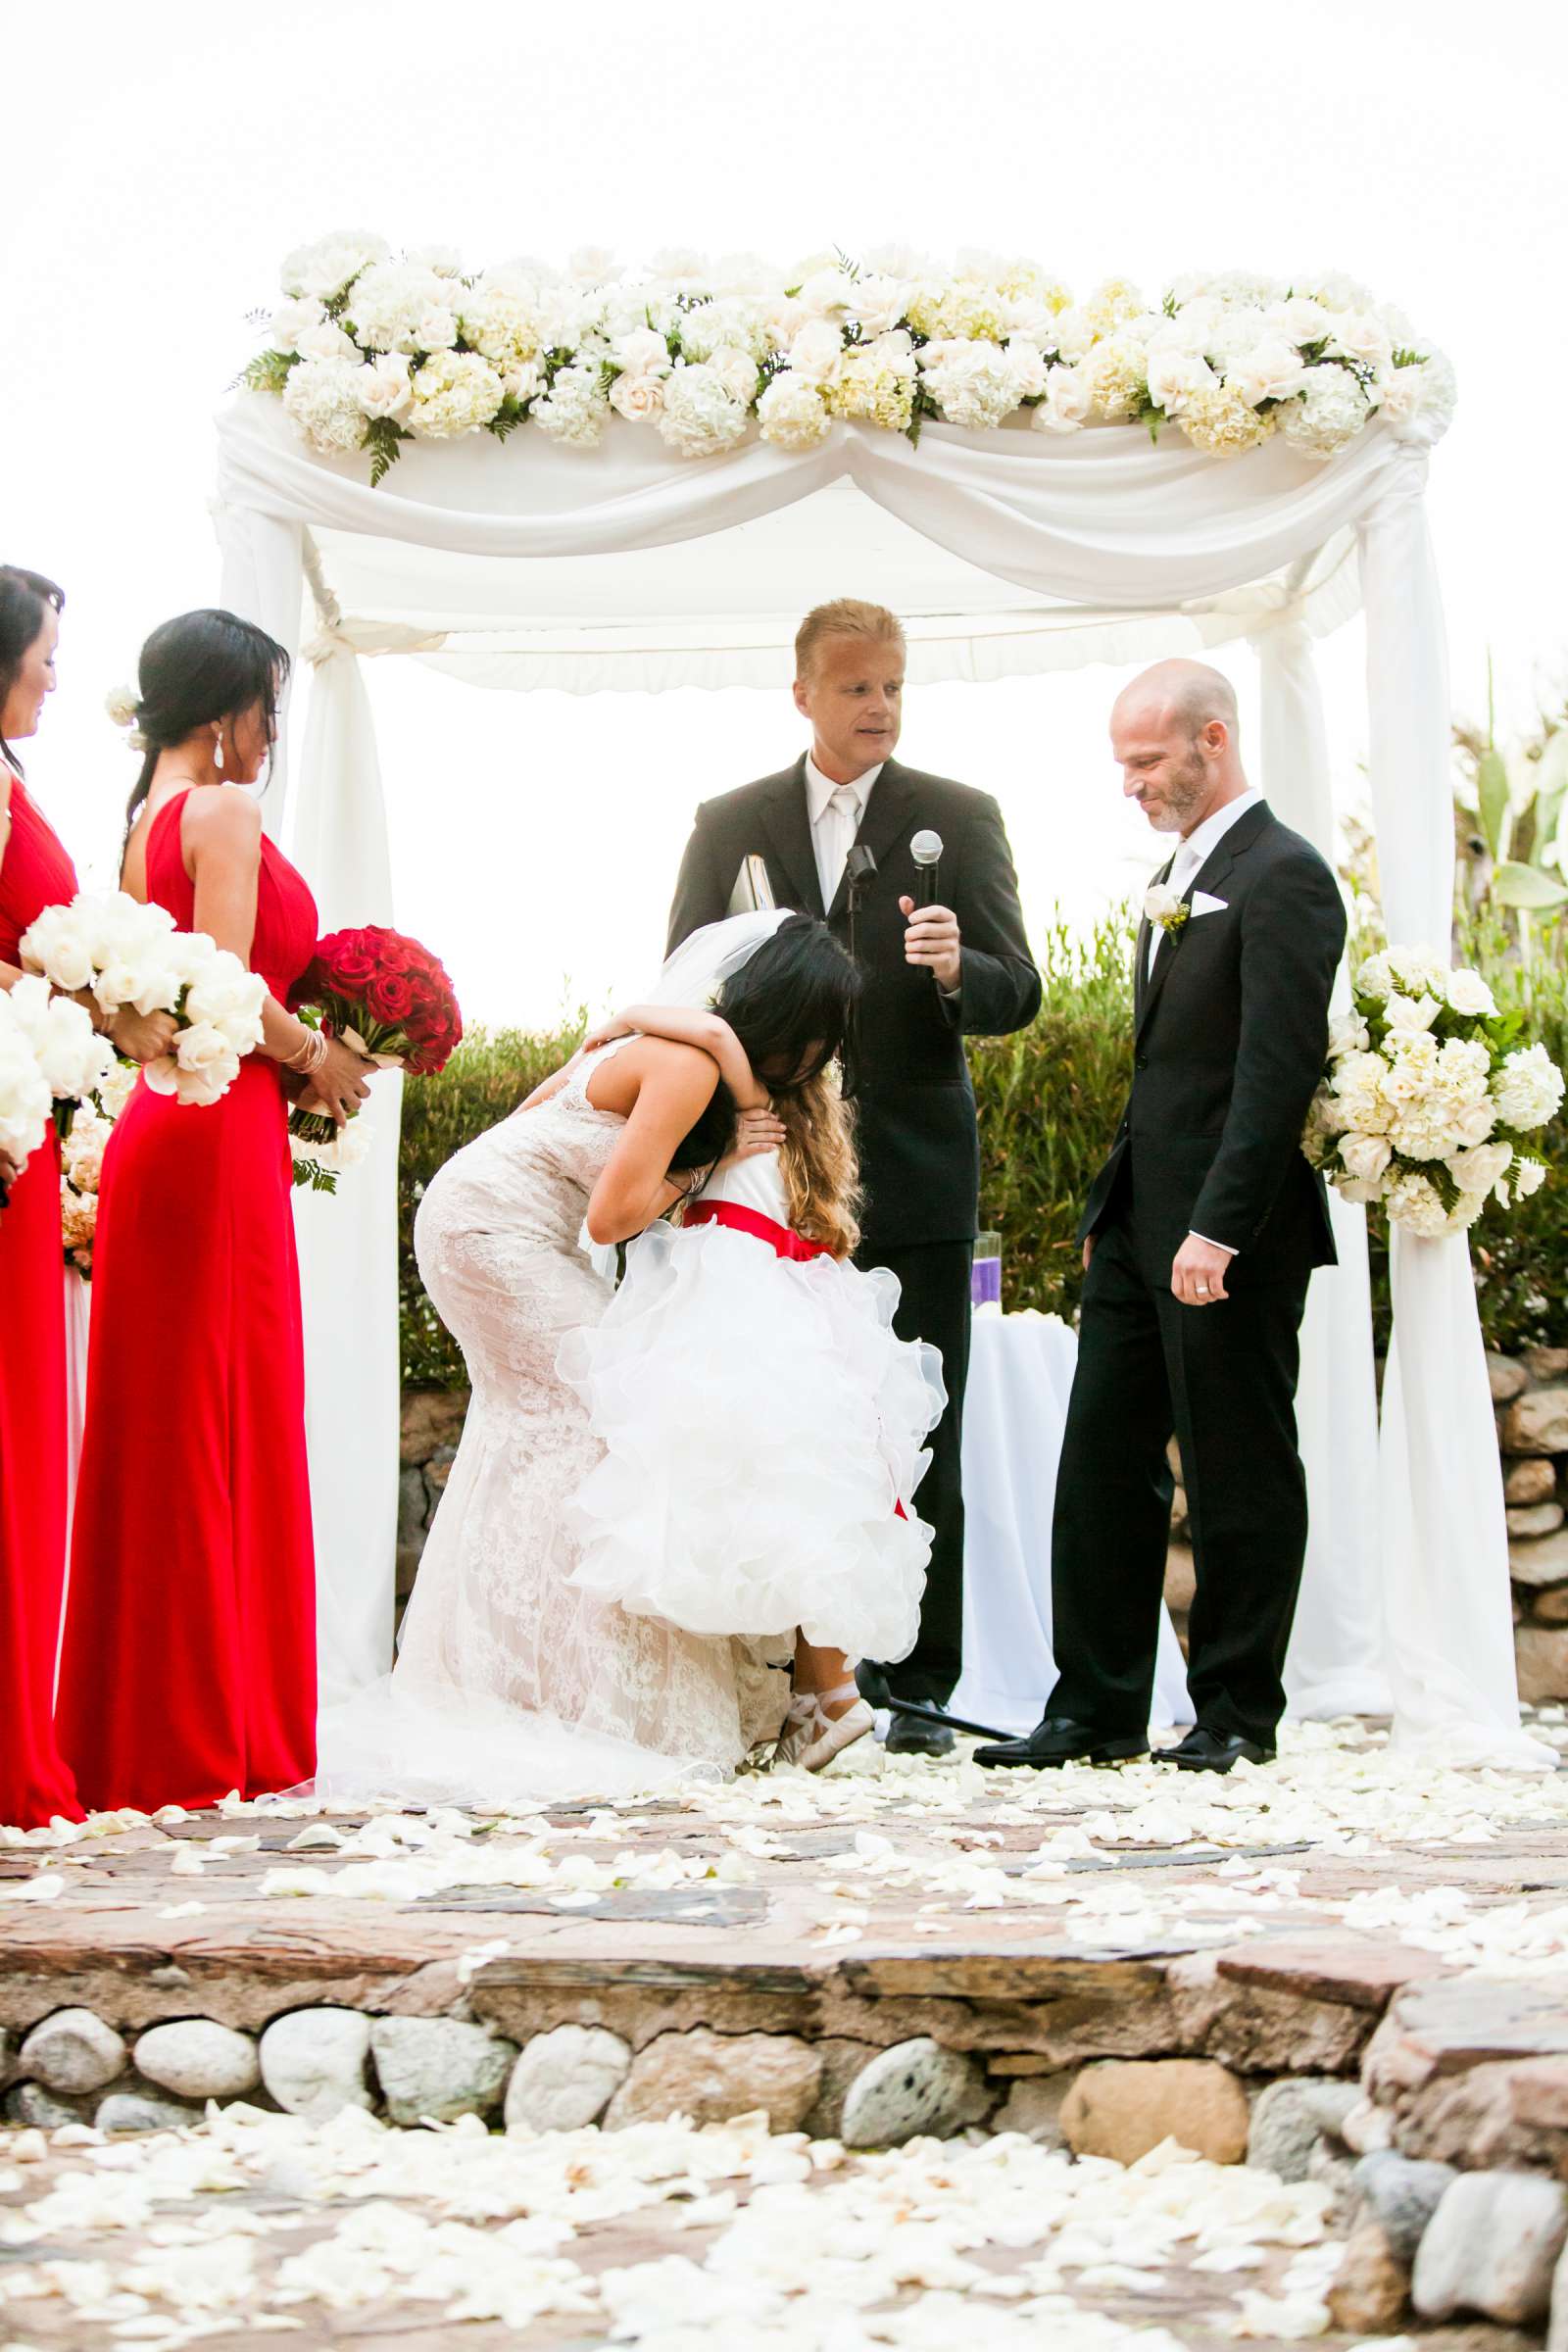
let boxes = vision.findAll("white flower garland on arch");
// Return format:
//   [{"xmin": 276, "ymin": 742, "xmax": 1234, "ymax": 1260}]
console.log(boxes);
[{"xmin": 248, "ymin": 236, "xmax": 1454, "ymax": 483}]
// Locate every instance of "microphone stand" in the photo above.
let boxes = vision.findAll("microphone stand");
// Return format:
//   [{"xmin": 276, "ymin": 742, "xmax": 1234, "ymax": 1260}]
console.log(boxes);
[{"xmin": 843, "ymin": 844, "xmax": 877, "ymax": 1101}]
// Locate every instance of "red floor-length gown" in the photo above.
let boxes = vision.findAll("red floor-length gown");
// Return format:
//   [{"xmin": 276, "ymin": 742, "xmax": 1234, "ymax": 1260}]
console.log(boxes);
[
  {"xmin": 0, "ymin": 769, "xmax": 84, "ymax": 1828},
  {"xmin": 57, "ymin": 790, "xmax": 318, "ymax": 1811}
]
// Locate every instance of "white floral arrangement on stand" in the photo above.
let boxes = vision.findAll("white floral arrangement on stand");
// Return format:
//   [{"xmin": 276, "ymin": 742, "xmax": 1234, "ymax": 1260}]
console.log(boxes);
[
  {"xmin": 247, "ymin": 237, "xmax": 1454, "ymax": 483},
  {"xmin": 21, "ymin": 893, "xmax": 267, "ymax": 1108},
  {"xmin": 1302, "ymin": 945, "xmax": 1566, "ymax": 1236}
]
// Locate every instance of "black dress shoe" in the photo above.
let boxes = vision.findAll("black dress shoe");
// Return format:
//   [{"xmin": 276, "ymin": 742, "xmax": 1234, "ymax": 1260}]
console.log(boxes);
[
  {"xmin": 883, "ymin": 1713, "xmax": 956, "ymax": 1759},
  {"xmin": 1156, "ymin": 1725, "xmax": 1275, "ymax": 1773},
  {"xmin": 973, "ymin": 1715, "xmax": 1148, "ymax": 1770}
]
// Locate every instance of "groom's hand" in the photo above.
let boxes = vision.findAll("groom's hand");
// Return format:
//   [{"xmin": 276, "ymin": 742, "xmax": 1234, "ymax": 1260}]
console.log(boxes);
[
  {"xmin": 901, "ymin": 897, "xmax": 962, "ymax": 991},
  {"xmin": 1171, "ymin": 1233, "xmax": 1234, "ymax": 1307}
]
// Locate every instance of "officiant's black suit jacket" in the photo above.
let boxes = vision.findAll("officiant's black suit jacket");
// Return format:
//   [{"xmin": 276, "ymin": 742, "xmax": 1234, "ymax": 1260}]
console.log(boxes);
[
  {"xmin": 1080, "ymin": 799, "xmax": 1345, "ymax": 1287},
  {"xmin": 666, "ymin": 755, "xmax": 1041, "ymax": 1248}
]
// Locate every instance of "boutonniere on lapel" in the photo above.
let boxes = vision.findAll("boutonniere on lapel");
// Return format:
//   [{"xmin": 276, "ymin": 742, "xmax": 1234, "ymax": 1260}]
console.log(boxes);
[{"xmin": 1142, "ymin": 882, "xmax": 1190, "ymax": 938}]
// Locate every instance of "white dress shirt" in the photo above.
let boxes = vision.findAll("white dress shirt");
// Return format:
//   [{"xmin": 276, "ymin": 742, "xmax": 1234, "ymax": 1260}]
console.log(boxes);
[
  {"xmin": 806, "ymin": 752, "xmax": 882, "ymax": 909},
  {"xmin": 1146, "ymin": 787, "xmax": 1263, "ymax": 1258},
  {"xmin": 1146, "ymin": 787, "xmax": 1263, "ymax": 978}
]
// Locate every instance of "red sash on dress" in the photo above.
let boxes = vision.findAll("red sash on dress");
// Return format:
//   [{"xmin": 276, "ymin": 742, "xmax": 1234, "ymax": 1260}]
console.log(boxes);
[{"xmin": 683, "ymin": 1200, "xmax": 832, "ymax": 1262}]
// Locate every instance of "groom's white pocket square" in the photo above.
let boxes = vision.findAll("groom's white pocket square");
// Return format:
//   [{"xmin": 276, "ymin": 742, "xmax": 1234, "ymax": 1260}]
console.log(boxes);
[{"xmin": 1190, "ymin": 891, "xmax": 1229, "ymax": 917}]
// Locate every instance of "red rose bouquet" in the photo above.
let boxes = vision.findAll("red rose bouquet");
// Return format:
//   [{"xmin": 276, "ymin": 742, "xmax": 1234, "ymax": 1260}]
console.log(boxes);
[{"xmin": 289, "ymin": 925, "xmax": 462, "ymax": 1192}]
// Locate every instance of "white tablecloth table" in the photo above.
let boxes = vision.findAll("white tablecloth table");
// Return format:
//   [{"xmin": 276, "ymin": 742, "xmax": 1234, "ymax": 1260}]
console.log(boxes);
[{"xmin": 951, "ymin": 1306, "xmax": 1195, "ymax": 1737}]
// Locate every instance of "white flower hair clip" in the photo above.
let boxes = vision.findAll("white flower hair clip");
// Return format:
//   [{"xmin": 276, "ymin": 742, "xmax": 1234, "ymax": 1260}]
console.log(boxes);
[{"xmin": 105, "ymin": 684, "xmax": 147, "ymax": 751}]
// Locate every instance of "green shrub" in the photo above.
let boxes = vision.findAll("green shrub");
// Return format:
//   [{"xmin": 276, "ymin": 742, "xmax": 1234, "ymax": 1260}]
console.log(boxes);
[{"xmin": 398, "ymin": 909, "xmax": 1568, "ymax": 1387}]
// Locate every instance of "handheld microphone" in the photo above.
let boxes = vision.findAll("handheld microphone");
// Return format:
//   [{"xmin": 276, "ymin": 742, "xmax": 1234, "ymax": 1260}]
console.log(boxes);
[{"xmin": 910, "ymin": 829, "xmax": 944, "ymax": 906}]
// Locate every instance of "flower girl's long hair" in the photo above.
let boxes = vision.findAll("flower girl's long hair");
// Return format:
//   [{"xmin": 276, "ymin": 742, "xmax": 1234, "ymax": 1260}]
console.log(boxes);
[{"xmin": 777, "ymin": 1065, "xmax": 861, "ymax": 1259}]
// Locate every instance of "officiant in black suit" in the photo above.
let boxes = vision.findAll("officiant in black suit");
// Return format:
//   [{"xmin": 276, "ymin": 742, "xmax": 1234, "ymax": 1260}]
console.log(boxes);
[
  {"xmin": 977, "ymin": 659, "xmax": 1346, "ymax": 1778},
  {"xmin": 667, "ymin": 599, "xmax": 1041, "ymax": 1754}
]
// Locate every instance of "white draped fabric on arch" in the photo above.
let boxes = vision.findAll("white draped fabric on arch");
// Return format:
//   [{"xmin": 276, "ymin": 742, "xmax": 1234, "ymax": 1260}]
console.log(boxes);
[{"xmin": 210, "ymin": 386, "xmax": 1544, "ymax": 1765}]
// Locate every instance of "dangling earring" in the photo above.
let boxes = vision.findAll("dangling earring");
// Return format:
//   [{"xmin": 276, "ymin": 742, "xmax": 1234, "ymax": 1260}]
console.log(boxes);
[{"xmin": 213, "ymin": 724, "xmax": 224, "ymax": 776}]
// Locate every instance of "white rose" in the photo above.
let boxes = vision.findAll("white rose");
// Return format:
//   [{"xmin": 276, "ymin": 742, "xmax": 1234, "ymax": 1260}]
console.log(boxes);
[
  {"xmin": 22, "ymin": 912, "xmax": 96, "ymax": 994},
  {"xmin": 1328, "ymin": 1013, "xmax": 1370, "ymax": 1057},
  {"xmin": 501, "ymin": 362, "xmax": 543, "ymax": 406},
  {"xmin": 609, "ymin": 370, "xmax": 666, "ymax": 423},
  {"xmin": 358, "ymin": 354, "xmax": 413, "ymax": 420},
  {"xmin": 1337, "ymin": 1175, "xmax": 1388, "ymax": 1205},
  {"xmin": 706, "ymin": 344, "xmax": 760, "ymax": 406},
  {"xmin": 1004, "ymin": 338, "xmax": 1049, "ymax": 402},
  {"xmin": 615, "ymin": 326, "xmax": 670, "ymax": 376},
  {"xmin": 1331, "ymin": 312, "xmax": 1395, "ymax": 372},
  {"xmin": 294, "ymin": 319, "xmax": 360, "ymax": 366},
  {"xmin": 1340, "ymin": 1133, "xmax": 1393, "ymax": 1184},
  {"xmin": 279, "ymin": 230, "xmax": 389, "ymax": 300},
  {"xmin": 1143, "ymin": 884, "xmax": 1182, "ymax": 924},
  {"xmin": 787, "ymin": 319, "xmax": 846, "ymax": 387},
  {"xmin": 184, "ymin": 958, "xmax": 266, "ymax": 1046},
  {"xmin": 756, "ymin": 372, "xmax": 832, "ymax": 452},
  {"xmin": 1049, "ymin": 307, "xmax": 1096, "ymax": 363},
  {"xmin": 1226, "ymin": 336, "xmax": 1307, "ymax": 409},
  {"xmin": 1146, "ymin": 345, "xmax": 1216, "ymax": 416},
  {"xmin": 1447, "ymin": 1141, "xmax": 1512, "ymax": 1196},
  {"xmin": 797, "ymin": 268, "xmax": 858, "ymax": 320},
  {"xmin": 408, "ymin": 245, "xmax": 464, "ymax": 277},
  {"xmin": 1385, "ymin": 991, "xmax": 1440, "ymax": 1034},
  {"xmin": 1445, "ymin": 967, "xmax": 1496, "ymax": 1018},
  {"xmin": 1449, "ymin": 1101, "xmax": 1497, "ymax": 1148},
  {"xmin": 269, "ymin": 296, "xmax": 327, "ymax": 354},
  {"xmin": 1264, "ymin": 295, "xmax": 1334, "ymax": 345},
  {"xmin": 1513, "ymin": 1158, "xmax": 1546, "ymax": 1200},
  {"xmin": 852, "ymin": 274, "xmax": 912, "ymax": 338},
  {"xmin": 175, "ymin": 1020, "xmax": 242, "ymax": 1080},
  {"xmin": 1032, "ymin": 365, "xmax": 1091, "ymax": 434}
]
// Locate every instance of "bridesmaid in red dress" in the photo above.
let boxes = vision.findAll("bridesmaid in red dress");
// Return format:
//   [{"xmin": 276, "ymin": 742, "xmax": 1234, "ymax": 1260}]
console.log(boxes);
[
  {"xmin": 0, "ymin": 568, "xmax": 173, "ymax": 1830},
  {"xmin": 57, "ymin": 611, "xmax": 372, "ymax": 1813}
]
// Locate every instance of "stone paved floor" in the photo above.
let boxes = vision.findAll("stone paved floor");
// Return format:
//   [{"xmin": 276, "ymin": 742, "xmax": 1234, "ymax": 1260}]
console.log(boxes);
[{"xmin": 3, "ymin": 1720, "xmax": 1567, "ymax": 2348}]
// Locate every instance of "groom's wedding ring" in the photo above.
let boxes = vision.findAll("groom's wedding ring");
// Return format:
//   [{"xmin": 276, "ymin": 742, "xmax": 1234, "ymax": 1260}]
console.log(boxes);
[{"xmin": 1196, "ymin": 1283, "xmax": 1209, "ymax": 1295}]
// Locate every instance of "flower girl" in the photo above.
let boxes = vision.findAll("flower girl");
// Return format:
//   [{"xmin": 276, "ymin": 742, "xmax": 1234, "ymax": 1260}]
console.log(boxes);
[{"xmin": 560, "ymin": 913, "xmax": 946, "ymax": 1771}]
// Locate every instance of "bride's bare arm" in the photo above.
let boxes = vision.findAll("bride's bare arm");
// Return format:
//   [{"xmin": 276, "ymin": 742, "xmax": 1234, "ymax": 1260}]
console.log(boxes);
[
  {"xmin": 582, "ymin": 1004, "xmax": 766, "ymax": 1110},
  {"xmin": 584, "ymin": 1042, "xmax": 722, "ymax": 1247}
]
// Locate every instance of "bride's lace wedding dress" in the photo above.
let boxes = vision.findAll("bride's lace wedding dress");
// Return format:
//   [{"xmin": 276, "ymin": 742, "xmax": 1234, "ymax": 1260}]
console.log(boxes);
[{"xmin": 314, "ymin": 1045, "xmax": 788, "ymax": 1804}]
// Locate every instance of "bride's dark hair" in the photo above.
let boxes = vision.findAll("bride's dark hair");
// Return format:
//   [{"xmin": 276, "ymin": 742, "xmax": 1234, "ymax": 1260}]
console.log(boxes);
[{"xmin": 667, "ymin": 918, "xmax": 864, "ymax": 1252}]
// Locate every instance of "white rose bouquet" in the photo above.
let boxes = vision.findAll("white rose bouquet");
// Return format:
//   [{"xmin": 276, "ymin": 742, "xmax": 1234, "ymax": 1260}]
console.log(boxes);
[
  {"xmin": 21, "ymin": 893, "xmax": 267, "ymax": 1109},
  {"xmin": 1302, "ymin": 944, "xmax": 1565, "ymax": 1237},
  {"xmin": 0, "ymin": 987, "xmax": 54, "ymax": 1194},
  {"xmin": 6, "ymin": 975, "xmax": 116, "ymax": 1133}
]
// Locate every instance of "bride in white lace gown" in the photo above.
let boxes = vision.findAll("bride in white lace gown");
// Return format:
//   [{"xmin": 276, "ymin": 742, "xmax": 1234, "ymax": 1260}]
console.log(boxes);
[{"xmin": 317, "ymin": 910, "xmax": 927, "ymax": 1804}]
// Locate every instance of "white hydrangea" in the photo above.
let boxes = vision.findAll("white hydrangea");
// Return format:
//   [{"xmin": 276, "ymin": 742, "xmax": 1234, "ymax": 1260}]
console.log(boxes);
[
  {"xmin": 531, "ymin": 364, "xmax": 611, "ymax": 449},
  {"xmin": 917, "ymin": 338, "xmax": 1026, "ymax": 429},
  {"xmin": 1493, "ymin": 1043, "xmax": 1567, "ymax": 1131},
  {"xmin": 345, "ymin": 262, "xmax": 461, "ymax": 356},
  {"xmin": 1083, "ymin": 332, "xmax": 1150, "ymax": 421},
  {"xmin": 1385, "ymin": 1167, "xmax": 1449, "ymax": 1237},
  {"xmin": 407, "ymin": 350, "xmax": 505, "ymax": 439},
  {"xmin": 824, "ymin": 332, "xmax": 917, "ymax": 431},
  {"xmin": 1278, "ymin": 366, "xmax": 1375, "ymax": 459},
  {"xmin": 1356, "ymin": 951, "xmax": 1395, "ymax": 1000},
  {"xmin": 281, "ymin": 358, "xmax": 368, "ymax": 456},
  {"xmin": 459, "ymin": 287, "xmax": 548, "ymax": 371},
  {"xmin": 1387, "ymin": 944, "xmax": 1450, "ymax": 998},
  {"xmin": 757, "ymin": 372, "xmax": 832, "ymax": 451},
  {"xmin": 677, "ymin": 297, "xmax": 775, "ymax": 364},
  {"xmin": 279, "ymin": 229, "xmax": 389, "ymax": 300},
  {"xmin": 656, "ymin": 364, "xmax": 750, "ymax": 459}
]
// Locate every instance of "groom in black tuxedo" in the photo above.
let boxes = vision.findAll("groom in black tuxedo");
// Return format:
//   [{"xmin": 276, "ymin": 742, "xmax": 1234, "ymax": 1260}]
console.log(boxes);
[
  {"xmin": 977, "ymin": 660, "xmax": 1345, "ymax": 1776},
  {"xmin": 667, "ymin": 599, "xmax": 1041, "ymax": 1752}
]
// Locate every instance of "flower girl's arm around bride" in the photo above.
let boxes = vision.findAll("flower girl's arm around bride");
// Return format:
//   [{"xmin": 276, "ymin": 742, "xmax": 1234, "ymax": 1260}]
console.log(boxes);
[{"xmin": 582, "ymin": 1004, "xmax": 769, "ymax": 1110}]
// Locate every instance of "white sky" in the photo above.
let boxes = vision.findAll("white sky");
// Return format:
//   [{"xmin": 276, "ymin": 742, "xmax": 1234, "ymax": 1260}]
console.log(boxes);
[{"xmin": 5, "ymin": 0, "xmax": 1566, "ymax": 1023}]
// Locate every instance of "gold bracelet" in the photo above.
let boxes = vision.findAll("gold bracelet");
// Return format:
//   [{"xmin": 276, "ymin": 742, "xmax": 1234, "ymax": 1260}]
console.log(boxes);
[{"xmin": 283, "ymin": 1027, "xmax": 328, "ymax": 1076}]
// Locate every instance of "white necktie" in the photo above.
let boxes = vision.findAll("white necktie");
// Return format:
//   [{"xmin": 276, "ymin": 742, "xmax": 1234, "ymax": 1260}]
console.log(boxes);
[
  {"xmin": 817, "ymin": 784, "xmax": 861, "ymax": 908},
  {"xmin": 1149, "ymin": 837, "xmax": 1200, "ymax": 977}
]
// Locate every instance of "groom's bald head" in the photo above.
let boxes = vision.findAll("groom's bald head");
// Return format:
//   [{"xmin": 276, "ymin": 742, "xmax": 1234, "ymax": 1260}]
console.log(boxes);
[{"xmin": 1111, "ymin": 660, "xmax": 1248, "ymax": 837}]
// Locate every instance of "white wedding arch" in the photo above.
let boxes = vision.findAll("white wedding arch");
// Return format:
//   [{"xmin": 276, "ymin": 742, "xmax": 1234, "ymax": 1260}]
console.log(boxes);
[{"xmin": 209, "ymin": 263, "xmax": 1539, "ymax": 1766}]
